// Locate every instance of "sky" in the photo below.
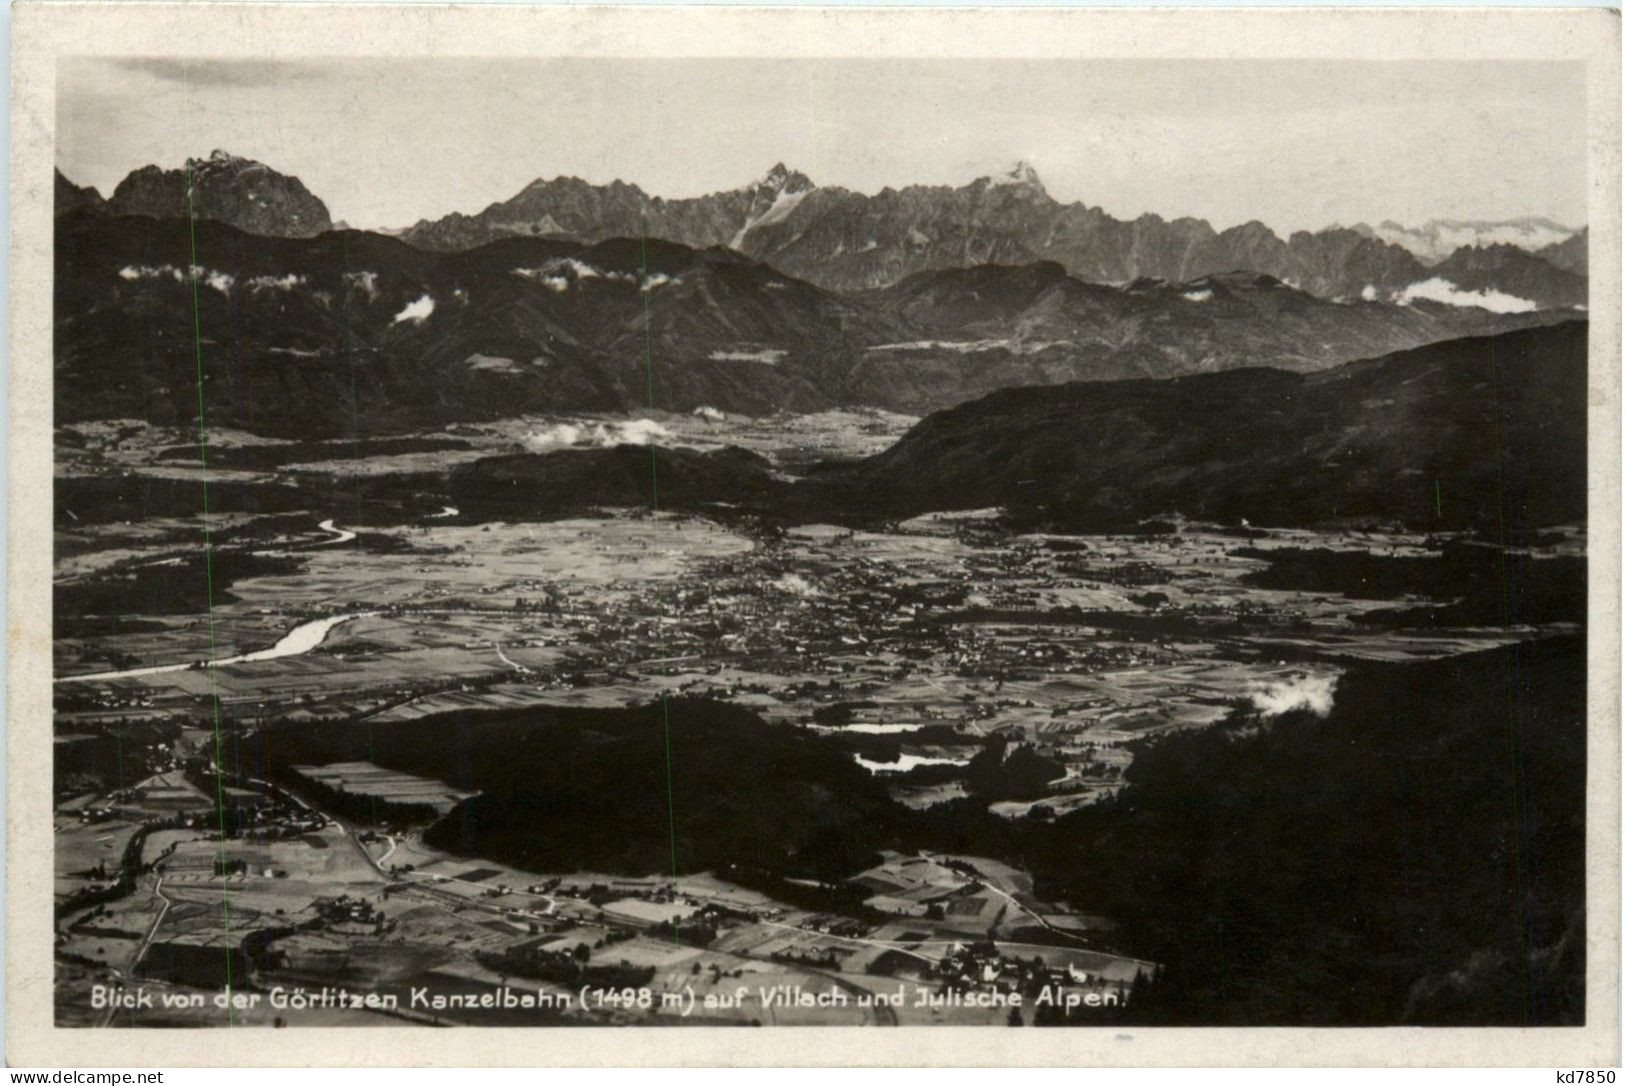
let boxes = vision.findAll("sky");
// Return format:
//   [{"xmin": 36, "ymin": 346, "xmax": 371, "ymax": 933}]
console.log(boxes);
[{"xmin": 57, "ymin": 57, "xmax": 1588, "ymax": 234}]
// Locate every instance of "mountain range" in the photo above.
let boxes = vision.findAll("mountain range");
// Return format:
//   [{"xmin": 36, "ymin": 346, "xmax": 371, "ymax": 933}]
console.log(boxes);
[
  {"xmin": 53, "ymin": 209, "xmax": 1574, "ymax": 435},
  {"xmin": 58, "ymin": 154, "xmax": 1587, "ymax": 310},
  {"xmin": 395, "ymin": 159, "xmax": 1585, "ymax": 307},
  {"xmin": 1354, "ymin": 217, "xmax": 1581, "ymax": 265}
]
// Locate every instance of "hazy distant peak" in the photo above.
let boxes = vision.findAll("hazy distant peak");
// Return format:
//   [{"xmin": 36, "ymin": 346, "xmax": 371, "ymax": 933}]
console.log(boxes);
[
  {"xmin": 1369, "ymin": 217, "xmax": 1584, "ymax": 264},
  {"xmin": 1429, "ymin": 215, "xmax": 1577, "ymax": 233}
]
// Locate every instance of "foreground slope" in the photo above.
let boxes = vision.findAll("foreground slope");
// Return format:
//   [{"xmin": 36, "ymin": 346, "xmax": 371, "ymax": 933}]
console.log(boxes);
[
  {"xmin": 1032, "ymin": 634, "xmax": 1585, "ymax": 1025},
  {"xmin": 846, "ymin": 321, "xmax": 1588, "ymax": 530}
]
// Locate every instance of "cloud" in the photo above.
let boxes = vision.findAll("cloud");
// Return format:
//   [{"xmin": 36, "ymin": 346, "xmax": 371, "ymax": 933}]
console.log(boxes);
[
  {"xmin": 1249, "ymin": 672, "xmax": 1338, "ymax": 718},
  {"xmin": 197, "ymin": 268, "xmax": 235, "ymax": 295},
  {"xmin": 118, "ymin": 264, "xmax": 235, "ymax": 295},
  {"xmin": 513, "ymin": 268, "xmax": 571, "ymax": 292},
  {"xmin": 118, "ymin": 264, "xmax": 183, "ymax": 283},
  {"xmin": 514, "ymin": 259, "xmax": 637, "ymax": 289},
  {"xmin": 246, "ymin": 273, "xmax": 306, "ymax": 292},
  {"xmin": 1397, "ymin": 277, "xmax": 1539, "ymax": 314},
  {"xmin": 523, "ymin": 418, "xmax": 671, "ymax": 453}
]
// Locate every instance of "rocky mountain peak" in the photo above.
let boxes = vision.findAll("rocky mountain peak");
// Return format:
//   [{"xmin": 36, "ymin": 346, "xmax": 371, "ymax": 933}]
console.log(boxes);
[
  {"xmin": 184, "ymin": 150, "xmax": 264, "ymax": 181},
  {"xmin": 754, "ymin": 163, "xmax": 815, "ymax": 195},
  {"xmin": 989, "ymin": 160, "xmax": 1048, "ymax": 197},
  {"xmin": 106, "ymin": 152, "xmax": 332, "ymax": 238},
  {"xmin": 54, "ymin": 169, "xmax": 106, "ymax": 216}
]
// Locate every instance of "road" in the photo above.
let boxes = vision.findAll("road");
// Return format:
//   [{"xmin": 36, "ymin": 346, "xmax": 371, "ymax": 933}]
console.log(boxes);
[
  {"xmin": 491, "ymin": 642, "xmax": 532, "ymax": 674},
  {"xmin": 323, "ymin": 811, "xmax": 388, "ymax": 878},
  {"xmin": 100, "ymin": 873, "xmax": 170, "ymax": 1028},
  {"xmin": 919, "ymin": 852, "xmax": 1095, "ymax": 947},
  {"xmin": 756, "ymin": 917, "xmax": 938, "ymax": 965}
]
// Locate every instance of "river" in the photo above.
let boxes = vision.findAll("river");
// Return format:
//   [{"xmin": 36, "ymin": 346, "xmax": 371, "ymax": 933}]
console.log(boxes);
[
  {"xmin": 56, "ymin": 612, "xmax": 375, "ymax": 684},
  {"xmin": 317, "ymin": 519, "xmax": 358, "ymax": 545},
  {"xmin": 853, "ymin": 752, "xmax": 968, "ymax": 774}
]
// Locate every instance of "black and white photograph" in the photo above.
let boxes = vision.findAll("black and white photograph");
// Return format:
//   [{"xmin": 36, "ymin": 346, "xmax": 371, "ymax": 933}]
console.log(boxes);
[{"xmin": 8, "ymin": 2, "xmax": 1620, "ymax": 1068}]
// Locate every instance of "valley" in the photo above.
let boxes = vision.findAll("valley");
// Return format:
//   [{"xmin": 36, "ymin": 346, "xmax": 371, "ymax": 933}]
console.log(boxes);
[{"xmin": 53, "ymin": 379, "xmax": 1585, "ymax": 1027}]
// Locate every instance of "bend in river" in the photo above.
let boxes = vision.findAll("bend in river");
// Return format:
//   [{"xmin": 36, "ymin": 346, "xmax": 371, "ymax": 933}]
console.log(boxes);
[{"xmin": 57, "ymin": 612, "xmax": 375, "ymax": 683}]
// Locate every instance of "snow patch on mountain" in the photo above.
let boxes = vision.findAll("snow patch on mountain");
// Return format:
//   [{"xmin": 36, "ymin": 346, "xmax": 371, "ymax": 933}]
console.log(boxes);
[
  {"xmin": 731, "ymin": 184, "xmax": 813, "ymax": 248},
  {"xmin": 709, "ymin": 349, "xmax": 786, "ymax": 365},
  {"xmin": 464, "ymin": 354, "xmax": 521, "ymax": 373},
  {"xmin": 867, "ymin": 338, "xmax": 1070, "ymax": 356},
  {"xmin": 344, "ymin": 271, "xmax": 379, "ymax": 300},
  {"xmin": 753, "ymin": 185, "xmax": 810, "ymax": 231},
  {"xmin": 392, "ymin": 294, "xmax": 435, "ymax": 324},
  {"xmin": 990, "ymin": 161, "xmax": 1047, "ymax": 195}
]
